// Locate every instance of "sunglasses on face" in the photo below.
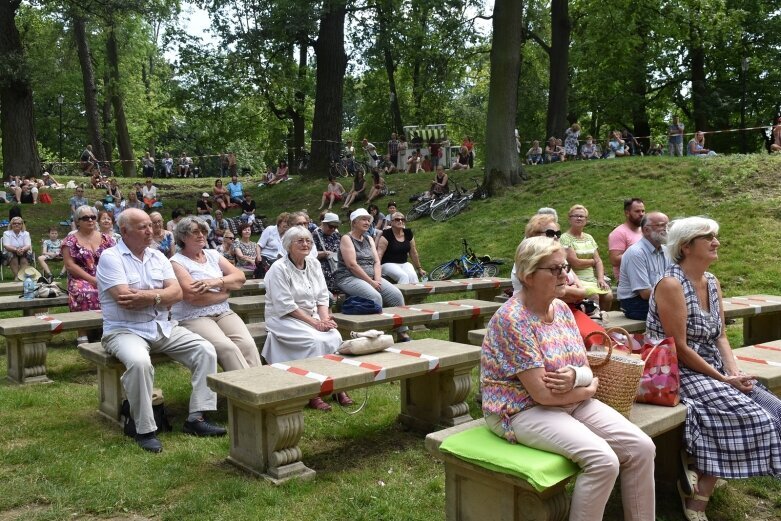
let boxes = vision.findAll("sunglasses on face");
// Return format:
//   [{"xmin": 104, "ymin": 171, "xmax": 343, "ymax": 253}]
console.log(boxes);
[
  {"xmin": 537, "ymin": 229, "xmax": 562, "ymax": 239},
  {"xmin": 79, "ymin": 215, "xmax": 98, "ymax": 221},
  {"xmin": 538, "ymin": 263, "xmax": 571, "ymax": 277},
  {"xmin": 393, "ymin": 218, "xmax": 406, "ymax": 222}
]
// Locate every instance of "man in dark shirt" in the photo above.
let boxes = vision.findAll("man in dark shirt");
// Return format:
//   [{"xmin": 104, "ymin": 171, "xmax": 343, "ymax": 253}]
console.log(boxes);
[{"xmin": 241, "ymin": 192, "xmax": 257, "ymax": 224}]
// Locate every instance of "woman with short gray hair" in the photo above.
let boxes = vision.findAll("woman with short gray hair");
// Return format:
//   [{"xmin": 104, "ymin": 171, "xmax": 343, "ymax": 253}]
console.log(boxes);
[
  {"xmin": 647, "ymin": 216, "xmax": 781, "ymax": 520},
  {"xmin": 170, "ymin": 217, "xmax": 261, "ymax": 371},
  {"xmin": 262, "ymin": 224, "xmax": 350, "ymax": 411}
]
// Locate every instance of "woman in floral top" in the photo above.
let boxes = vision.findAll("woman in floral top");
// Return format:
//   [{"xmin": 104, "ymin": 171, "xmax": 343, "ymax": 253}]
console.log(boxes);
[
  {"xmin": 481, "ymin": 237, "xmax": 655, "ymax": 521},
  {"xmin": 63, "ymin": 205, "xmax": 116, "ymax": 344}
]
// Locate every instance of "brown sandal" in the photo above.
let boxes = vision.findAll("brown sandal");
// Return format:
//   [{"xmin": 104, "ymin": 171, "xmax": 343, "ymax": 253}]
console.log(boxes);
[
  {"xmin": 334, "ymin": 392, "xmax": 354, "ymax": 406},
  {"xmin": 308, "ymin": 397, "xmax": 332, "ymax": 412}
]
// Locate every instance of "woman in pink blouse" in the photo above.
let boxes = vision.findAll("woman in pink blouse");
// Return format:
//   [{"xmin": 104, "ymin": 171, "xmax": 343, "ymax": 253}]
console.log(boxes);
[{"xmin": 480, "ymin": 236, "xmax": 655, "ymax": 521}]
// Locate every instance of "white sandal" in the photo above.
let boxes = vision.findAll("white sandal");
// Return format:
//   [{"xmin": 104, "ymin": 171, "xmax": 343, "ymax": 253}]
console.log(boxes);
[
  {"xmin": 678, "ymin": 480, "xmax": 709, "ymax": 521},
  {"xmin": 679, "ymin": 449, "xmax": 699, "ymax": 496}
]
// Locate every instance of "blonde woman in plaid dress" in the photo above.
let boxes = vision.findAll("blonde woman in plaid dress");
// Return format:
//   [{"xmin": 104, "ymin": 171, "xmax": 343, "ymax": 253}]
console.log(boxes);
[{"xmin": 647, "ymin": 216, "xmax": 781, "ymax": 521}]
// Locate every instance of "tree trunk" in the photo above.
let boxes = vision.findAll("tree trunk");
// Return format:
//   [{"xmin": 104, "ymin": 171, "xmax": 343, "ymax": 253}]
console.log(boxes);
[
  {"xmin": 484, "ymin": 0, "xmax": 524, "ymax": 194},
  {"xmin": 690, "ymin": 27, "xmax": 707, "ymax": 132},
  {"xmin": 106, "ymin": 24, "xmax": 136, "ymax": 177},
  {"xmin": 310, "ymin": 0, "xmax": 347, "ymax": 175},
  {"xmin": 292, "ymin": 39, "xmax": 307, "ymax": 172},
  {"xmin": 546, "ymin": 0, "xmax": 570, "ymax": 139},
  {"xmin": 101, "ymin": 66, "xmax": 113, "ymax": 162},
  {"xmin": 72, "ymin": 13, "xmax": 105, "ymax": 162},
  {"xmin": 0, "ymin": 0, "xmax": 41, "ymax": 180},
  {"xmin": 378, "ymin": 0, "xmax": 403, "ymax": 133}
]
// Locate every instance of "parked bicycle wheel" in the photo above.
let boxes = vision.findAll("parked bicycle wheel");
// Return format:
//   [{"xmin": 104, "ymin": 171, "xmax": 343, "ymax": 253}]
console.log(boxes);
[
  {"xmin": 430, "ymin": 200, "xmax": 454, "ymax": 222},
  {"xmin": 481, "ymin": 263, "xmax": 499, "ymax": 277},
  {"xmin": 407, "ymin": 199, "xmax": 432, "ymax": 222},
  {"xmin": 429, "ymin": 261, "xmax": 457, "ymax": 281}
]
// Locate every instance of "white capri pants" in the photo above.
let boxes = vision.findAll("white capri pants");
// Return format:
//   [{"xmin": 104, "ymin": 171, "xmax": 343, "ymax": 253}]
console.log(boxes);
[{"xmin": 381, "ymin": 262, "xmax": 418, "ymax": 284}]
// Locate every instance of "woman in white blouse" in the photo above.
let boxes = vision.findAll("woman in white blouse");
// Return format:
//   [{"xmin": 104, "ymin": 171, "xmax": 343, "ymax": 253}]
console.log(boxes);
[
  {"xmin": 170, "ymin": 217, "xmax": 261, "ymax": 370},
  {"xmin": 261, "ymin": 225, "xmax": 351, "ymax": 411},
  {"xmin": 2, "ymin": 217, "xmax": 32, "ymax": 278}
]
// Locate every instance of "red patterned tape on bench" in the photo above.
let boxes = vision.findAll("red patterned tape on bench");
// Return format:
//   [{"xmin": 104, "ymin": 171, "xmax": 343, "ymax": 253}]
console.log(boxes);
[
  {"xmin": 443, "ymin": 301, "xmax": 481, "ymax": 318},
  {"xmin": 755, "ymin": 344, "xmax": 781, "ymax": 352},
  {"xmin": 322, "ymin": 354, "xmax": 387, "ymax": 380},
  {"xmin": 381, "ymin": 313, "xmax": 404, "ymax": 327},
  {"xmin": 398, "ymin": 306, "xmax": 440, "ymax": 320},
  {"xmin": 384, "ymin": 347, "xmax": 439, "ymax": 371},
  {"xmin": 270, "ymin": 363, "xmax": 335, "ymax": 396},
  {"xmin": 736, "ymin": 355, "xmax": 781, "ymax": 367},
  {"xmin": 36, "ymin": 315, "xmax": 63, "ymax": 333}
]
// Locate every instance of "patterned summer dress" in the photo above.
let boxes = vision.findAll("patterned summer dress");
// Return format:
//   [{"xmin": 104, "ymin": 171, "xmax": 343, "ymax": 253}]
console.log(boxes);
[
  {"xmin": 63, "ymin": 233, "xmax": 115, "ymax": 311},
  {"xmin": 646, "ymin": 264, "xmax": 781, "ymax": 478}
]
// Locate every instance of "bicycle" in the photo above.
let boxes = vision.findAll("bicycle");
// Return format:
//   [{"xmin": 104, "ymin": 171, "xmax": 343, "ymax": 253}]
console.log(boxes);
[
  {"xmin": 431, "ymin": 178, "xmax": 486, "ymax": 222},
  {"xmin": 407, "ymin": 190, "xmax": 451, "ymax": 221},
  {"xmin": 429, "ymin": 238, "xmax": 501, "ymax": 280},
  {"xmin": 329, "ymin": 154, "xmax": 349, "ymax": 178}
]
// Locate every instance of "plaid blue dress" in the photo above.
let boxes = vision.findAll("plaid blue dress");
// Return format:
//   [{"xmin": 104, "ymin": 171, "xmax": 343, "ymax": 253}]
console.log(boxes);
[{"xmin": 647, "ymin": 265, "xmax": 781, "ymax": 478}]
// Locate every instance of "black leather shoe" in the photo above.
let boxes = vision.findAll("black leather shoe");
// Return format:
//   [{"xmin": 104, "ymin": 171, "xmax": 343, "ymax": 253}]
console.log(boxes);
[
  {"xmin": 182, "ymin": 417, "xmax": 227, "ymax": 437},
  {"xmin": 135, "ymin": 432, "xmax": 163, "ymax": 453}
]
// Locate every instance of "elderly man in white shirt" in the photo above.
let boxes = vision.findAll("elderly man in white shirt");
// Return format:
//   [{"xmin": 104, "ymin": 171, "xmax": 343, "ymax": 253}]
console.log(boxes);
[{"xmin": 97, "ymin": 208, "xmax": 225, "ymax": 453}]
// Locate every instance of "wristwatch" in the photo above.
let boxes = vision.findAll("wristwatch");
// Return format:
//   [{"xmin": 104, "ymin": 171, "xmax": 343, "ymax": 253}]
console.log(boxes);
[{"xmin": 154, "ymin": 293, "xmax": 162, "ymax": 306}]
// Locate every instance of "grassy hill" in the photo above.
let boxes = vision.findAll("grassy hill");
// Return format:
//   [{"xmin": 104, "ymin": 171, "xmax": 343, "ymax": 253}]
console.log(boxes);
[{"xmin": 2, "ymin": 156, "xmax": 781, "ymax": 521}]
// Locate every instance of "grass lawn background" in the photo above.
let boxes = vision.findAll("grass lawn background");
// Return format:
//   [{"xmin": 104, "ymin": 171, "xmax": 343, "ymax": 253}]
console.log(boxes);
[{"xmin": 2, "ymin": 155, "xmax": 781, "ymax": 520}]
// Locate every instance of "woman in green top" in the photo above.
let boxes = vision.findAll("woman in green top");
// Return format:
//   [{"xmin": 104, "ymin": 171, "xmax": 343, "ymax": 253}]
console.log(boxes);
[{"xmin": 561, "ymin": 204, "xmax": 613, "ymax": 314}]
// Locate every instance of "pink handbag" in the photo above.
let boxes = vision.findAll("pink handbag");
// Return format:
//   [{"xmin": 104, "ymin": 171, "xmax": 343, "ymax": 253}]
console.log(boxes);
[{"xmin": 635, "ymin": 337, "xmax": 680, "ymax": 406}]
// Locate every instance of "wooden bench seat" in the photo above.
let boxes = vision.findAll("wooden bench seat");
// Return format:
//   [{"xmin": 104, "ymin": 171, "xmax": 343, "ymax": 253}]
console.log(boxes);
[
  {"xmin": 396, "ymin": 277, "xmax": 512, "ymax": 304},
  {"xmin": 426, "ymin": 403, "xmax": 687, "ymax": 521},
  {"xmin": 207, "ymin": 338, "xmax": 481, "ymax": 484},
  {"xmin": 332, "ymin": 298, "xmax": 501, "ymax": 344},
  {"xmin": 78, "ymin": 323, "xmax": 268, "ymax": 425}
]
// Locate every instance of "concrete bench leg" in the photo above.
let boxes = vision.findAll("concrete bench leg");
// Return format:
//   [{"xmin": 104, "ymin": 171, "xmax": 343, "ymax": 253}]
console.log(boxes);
[
  {"xmin": 450, "ymin": 317, "xmax": 483, "ymax": 344},
  {"xmin": 6, "ymin": 332, "xmax": 52, "ymax": 385},
  {"xmin": 243, "ymin": 310, "xmax": 264, "ymax": 324},
  {"xmin": 475, "ymin": 288, "xmax": 499, "ymax": 302},
  {"xmin": 743, "ymin": 312, "xmax": 781, "ymax": 346},
  {"xmin": 399, "ymin": 363, "xmax": 473, "ymax": 432},
  {"xmin": 225, "ymin": 398, "xmax": 315, "ymax": 485},
  {"xmin": 443, "ymin": 457, "xmax": 570, "ymax": 521},
  {"xmin": 96, "ymin": 362, "xmax": 124, "ymax": 426}
]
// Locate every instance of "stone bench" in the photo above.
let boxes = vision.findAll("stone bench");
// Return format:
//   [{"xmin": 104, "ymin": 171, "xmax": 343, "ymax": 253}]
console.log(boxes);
[
  {"xmin": 467, "ymin": 328, "xmax": 781, "ymax": 394},
  {"xmin": 227, "ymin": 295, "xmax": 265, "ymax": 323},
  {"xmin": 231, "ymin": 279, "xmax": 265, "ymax": 297},
  {"xmin": 332, "ymin": 298, "xmax": 501, "ymax": 344},
  {"xmin": 77, "ymin": 323, "xmax": 268, "ymax": 425},
  {"xmin": 492, "ymin": 294, "xmax": 781, "ymax": 345},
  {"xmin": 425, "ymin": 403, "xmax": 687, "ymax": 521},
  {"xmin": 0, "ymin": 280, "xmax": 24, "ymax": 296},
  {"xmin": 0, "ymin": 294, "xmax": 69, "ymax": 316},
  {"xmin": 0, "ymin": 310, "xmax": 103, "ymax": 384},
  {"xmin": 396, "ymin": 277, "xmax": 512, "ymax": 304},
  {"xmin": 207, "ymin": 338, "xmax": 480, "ymax": 484}
]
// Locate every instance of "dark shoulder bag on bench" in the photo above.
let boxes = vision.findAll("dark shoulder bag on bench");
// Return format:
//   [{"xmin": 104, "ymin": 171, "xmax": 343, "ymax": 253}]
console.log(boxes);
[{"xmin": 121, "ymin": 393, "xmax": 172, "ymax": 437}]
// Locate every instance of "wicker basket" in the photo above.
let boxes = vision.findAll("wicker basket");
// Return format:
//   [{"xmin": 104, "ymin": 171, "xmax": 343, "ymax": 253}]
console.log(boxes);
[{"xmin": 584, "ymin": 330, "xmax": 645, "ymax": 417}]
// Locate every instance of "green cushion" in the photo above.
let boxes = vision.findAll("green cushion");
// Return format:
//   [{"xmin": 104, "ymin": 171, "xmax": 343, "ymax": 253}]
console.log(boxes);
[{"xmin": 439, "ymin": 426, "xmax": 579, "ymax": 492}]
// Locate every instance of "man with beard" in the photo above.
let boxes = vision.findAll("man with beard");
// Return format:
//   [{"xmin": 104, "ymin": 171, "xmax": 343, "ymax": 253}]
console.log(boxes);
[
  {"xmin": 608, "ymin": 197, "xmax": 646, "ymax": 281},
  {"xmin": 617, "ymin": 212, "xmax": 671, "ymax": 320}
]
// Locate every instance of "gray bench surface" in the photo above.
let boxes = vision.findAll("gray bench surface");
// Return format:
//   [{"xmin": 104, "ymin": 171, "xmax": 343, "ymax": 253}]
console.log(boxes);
[
  {"xmin": 396, "ymin": 277, "xmax": 512, "ymax": 303},
  {"xmin": 208, "ymin": 338, "xmax": 480, "ymax": 483}
]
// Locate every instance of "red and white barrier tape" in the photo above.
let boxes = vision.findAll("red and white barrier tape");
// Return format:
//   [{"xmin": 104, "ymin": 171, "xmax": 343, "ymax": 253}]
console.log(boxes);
[
  {"xmin": 398, "ymin": 306, "xmax": 440, "ymax": 320},
  {"xmin": 36, "ymin": 314, "xmax": 63, "ymax": 333},
  {"xmin": 384, "ymin": 347, "xmax": 439, "ymax": 371},
  {"xmin": 443, "ymin": 301, "xmax": 481, "ymax": 318},
  {"xmin": 755, "ymin": 344, "xmax": 781, "ymax": 352},
  {"xmin": 322, "ymin": 354, "xmax": 387, "ymax": 381},
  {"xmin": 735, "ymin": 355, "xmax": 781, "ymax": 368},
  {"xmin": 270, "ymin": 363, "xmax": 334, "ymax": 396},
  {"xmin": 381, "ymin": 313, "xmax": 404, "ymax": 327}
]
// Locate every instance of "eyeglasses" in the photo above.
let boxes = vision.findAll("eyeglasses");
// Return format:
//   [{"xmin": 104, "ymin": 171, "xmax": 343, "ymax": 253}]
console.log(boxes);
[
  {"xmin": 694, "ymin": 233, "xmax": 718, "ymax": 242},
  {"xmin": 393, "ymin": 218, "xmax": 406, "ymax": 222},
  {"xmin": 536, "ymin": 229, "xmax": 562, "ymax": 239},
  {"xmin": 569, "ymin": 215, "xmax": 586, "ymax": 220},
  {"xmin": 538, "ymin": 264, "xmax": 571, "ymax": 277},
  {"xmin": 294, "ymin": 239, "xmax": 313, "ymax": 246},
  {"xmin": 79, "ymin": 215, "xmax": 98, "ymax": 221},
  {"xmin": 188, "ymin": 228, "xmax": 205, "ymax": 236},
  {"xmin": 325, "ymin": 223, "xmax": 338, "ymax": 229}
]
